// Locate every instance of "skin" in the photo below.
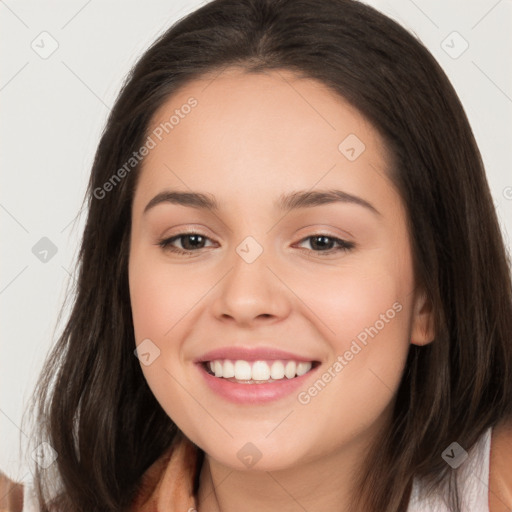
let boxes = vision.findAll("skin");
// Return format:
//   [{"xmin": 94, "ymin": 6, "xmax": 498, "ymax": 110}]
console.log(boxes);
[{"xmin": 128, "ymin": 67, "xmax": 435, "ymax": 512}]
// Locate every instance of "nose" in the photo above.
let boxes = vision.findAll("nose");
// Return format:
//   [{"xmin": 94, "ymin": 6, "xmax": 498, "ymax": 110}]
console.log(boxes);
[{"xmin": 210, "ymin": 244, "xmax": 291, "ymax": 328}]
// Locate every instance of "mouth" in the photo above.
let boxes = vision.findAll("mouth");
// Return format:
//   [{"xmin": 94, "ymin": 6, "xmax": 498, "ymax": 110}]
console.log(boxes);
[{"xmin": 200, "ymin": 359, "xmax": 321, "ymax": 384}]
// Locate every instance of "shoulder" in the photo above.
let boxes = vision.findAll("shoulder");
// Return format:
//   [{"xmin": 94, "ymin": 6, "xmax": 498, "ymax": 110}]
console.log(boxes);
[
  {"xmin": 489, "ymin": 418, "xmax": 512, "ymax": 512},
  {"xmin": 0, "ymin": 470, "xmax": 24, "ymax": 512}
]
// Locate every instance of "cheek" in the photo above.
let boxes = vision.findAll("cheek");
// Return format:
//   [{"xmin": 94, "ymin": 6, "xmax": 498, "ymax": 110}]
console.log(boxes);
[
  {"xmin": 129, "ymin": 248, "xmax": 199, "ymax": 343},
  {"xmin": 322, "ymin": 272, "xmax": 409, "ymax": 341},
  {"xmin": 290, "ymin": 277, "xmax": 411, "ymax": 452},
  {"xmin": 128, "ymin": 250, "xmax": 196, "ymax": 424},
  {"xmin": 293, "ymin": 251, "xmax": 413, "ymax": 410},
  {"xmin": 129, "ymin": 264, "xmax": 173, "ymax": 340},
  {"xmin": 128, "ymin": 249, "xmax": 185, "ymax": 385},
  {"xmin": 296, "ymin": 247, "xmax": 413, "ymax": 350}
]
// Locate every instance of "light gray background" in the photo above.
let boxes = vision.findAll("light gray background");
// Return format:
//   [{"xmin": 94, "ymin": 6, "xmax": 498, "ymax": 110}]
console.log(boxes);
[{"xmin": 1, "ymin": 0, "xmax": 511, "ymax": 483}]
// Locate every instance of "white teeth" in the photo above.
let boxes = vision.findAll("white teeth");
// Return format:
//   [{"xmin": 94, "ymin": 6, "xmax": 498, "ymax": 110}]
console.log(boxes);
[
  {"xmin": 205, "ymin": 359, "xmax": 313, "ymax": 381},
  {"xmin": 285, "ymin": 361, "xmax": 296, "ymax": 379},
  {"xmin": 214, "ymin": 360, "xmax": 223, "ymax": 377},
  {"xmin": 251, "ymin": 361, "xmax": 271, "ymax": 381},
  {"xmin": 270, "ymin": 361, "xmax": 285, "ymax": 379},
  {"xmin": 234, "ymin": 360, "xmax": 252, "ymax": 380},
  {"xmin": 296, "ymin": 362, "xmax": 311, "ymax": 376},
  {"xmin": 223, "ymin": 359, "xmax": 235, "ymax": 378}
]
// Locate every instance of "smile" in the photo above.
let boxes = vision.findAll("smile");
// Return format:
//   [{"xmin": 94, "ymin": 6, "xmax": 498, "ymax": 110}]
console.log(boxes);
[
  {"xmin": 203, "ymin": 359, "xmax": 317, "ymax": 383},
  {"xmin": 197, "ymin": 358, "xmax": 321, "ymax": 404}
]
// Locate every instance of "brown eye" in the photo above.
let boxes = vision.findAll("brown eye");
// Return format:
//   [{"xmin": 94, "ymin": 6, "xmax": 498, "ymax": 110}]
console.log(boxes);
[
  {"xmin": 157, "ymin": 232, "xmax": 215, "ymax": 255},
  {"xmin": 296, "ymin": 234, "xmax": 355, "ymax": 255}
]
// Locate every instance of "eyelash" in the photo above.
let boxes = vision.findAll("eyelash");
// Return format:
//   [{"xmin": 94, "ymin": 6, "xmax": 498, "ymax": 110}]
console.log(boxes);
[{"xmin": 156, "ymin": 232, "xmax": 355, "ymax": 257}]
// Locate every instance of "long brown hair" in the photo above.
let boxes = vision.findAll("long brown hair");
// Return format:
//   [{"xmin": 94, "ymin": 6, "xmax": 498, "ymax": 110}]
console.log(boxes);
[{"xmin": 26, "ymin": 0, "xmax": 512, "ymax": 510}]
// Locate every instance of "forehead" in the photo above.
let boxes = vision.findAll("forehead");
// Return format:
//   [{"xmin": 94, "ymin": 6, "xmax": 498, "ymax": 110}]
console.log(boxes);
[
  {"xmin": 146, "ymin": 67, "xmax": 385, "ymax": 162},
  {"xmin": 134, "ymin": 67, "xmax": 397, "ymax": 216}
]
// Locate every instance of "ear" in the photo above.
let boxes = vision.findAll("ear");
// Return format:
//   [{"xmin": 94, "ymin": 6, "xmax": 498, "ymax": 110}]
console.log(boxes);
[{"xmin": 410, "ymin": 288, "xmax": 435, "ymax": 346}]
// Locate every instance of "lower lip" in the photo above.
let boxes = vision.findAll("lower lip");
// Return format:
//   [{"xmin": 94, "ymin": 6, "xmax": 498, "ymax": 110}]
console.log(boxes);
[{"xmin": 196, "ymin": 363, "xmax": 320, "ymax": 404}]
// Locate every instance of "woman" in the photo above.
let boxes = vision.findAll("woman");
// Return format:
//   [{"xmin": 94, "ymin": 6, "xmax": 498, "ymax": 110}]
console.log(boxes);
[{"xmin": 2, "ymin": 0, "xmax": 511, "ymax": 510}]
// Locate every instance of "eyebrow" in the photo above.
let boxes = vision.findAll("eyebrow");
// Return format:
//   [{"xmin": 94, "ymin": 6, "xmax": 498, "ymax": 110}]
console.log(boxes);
[{"xmin": 143, "ymin": 189, "xmax": 380, "ymax": 216}]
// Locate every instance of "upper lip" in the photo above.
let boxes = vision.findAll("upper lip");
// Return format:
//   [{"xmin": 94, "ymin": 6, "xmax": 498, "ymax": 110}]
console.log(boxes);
[{"xmin": 195, "ymin": 346, "xmax": 319, "ymax": 363}]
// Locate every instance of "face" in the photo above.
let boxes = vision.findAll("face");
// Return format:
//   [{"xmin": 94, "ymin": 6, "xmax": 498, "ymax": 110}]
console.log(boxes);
[{"xmin": 128, "ymin": 68, "xmax": 433, "ymax": 471}]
